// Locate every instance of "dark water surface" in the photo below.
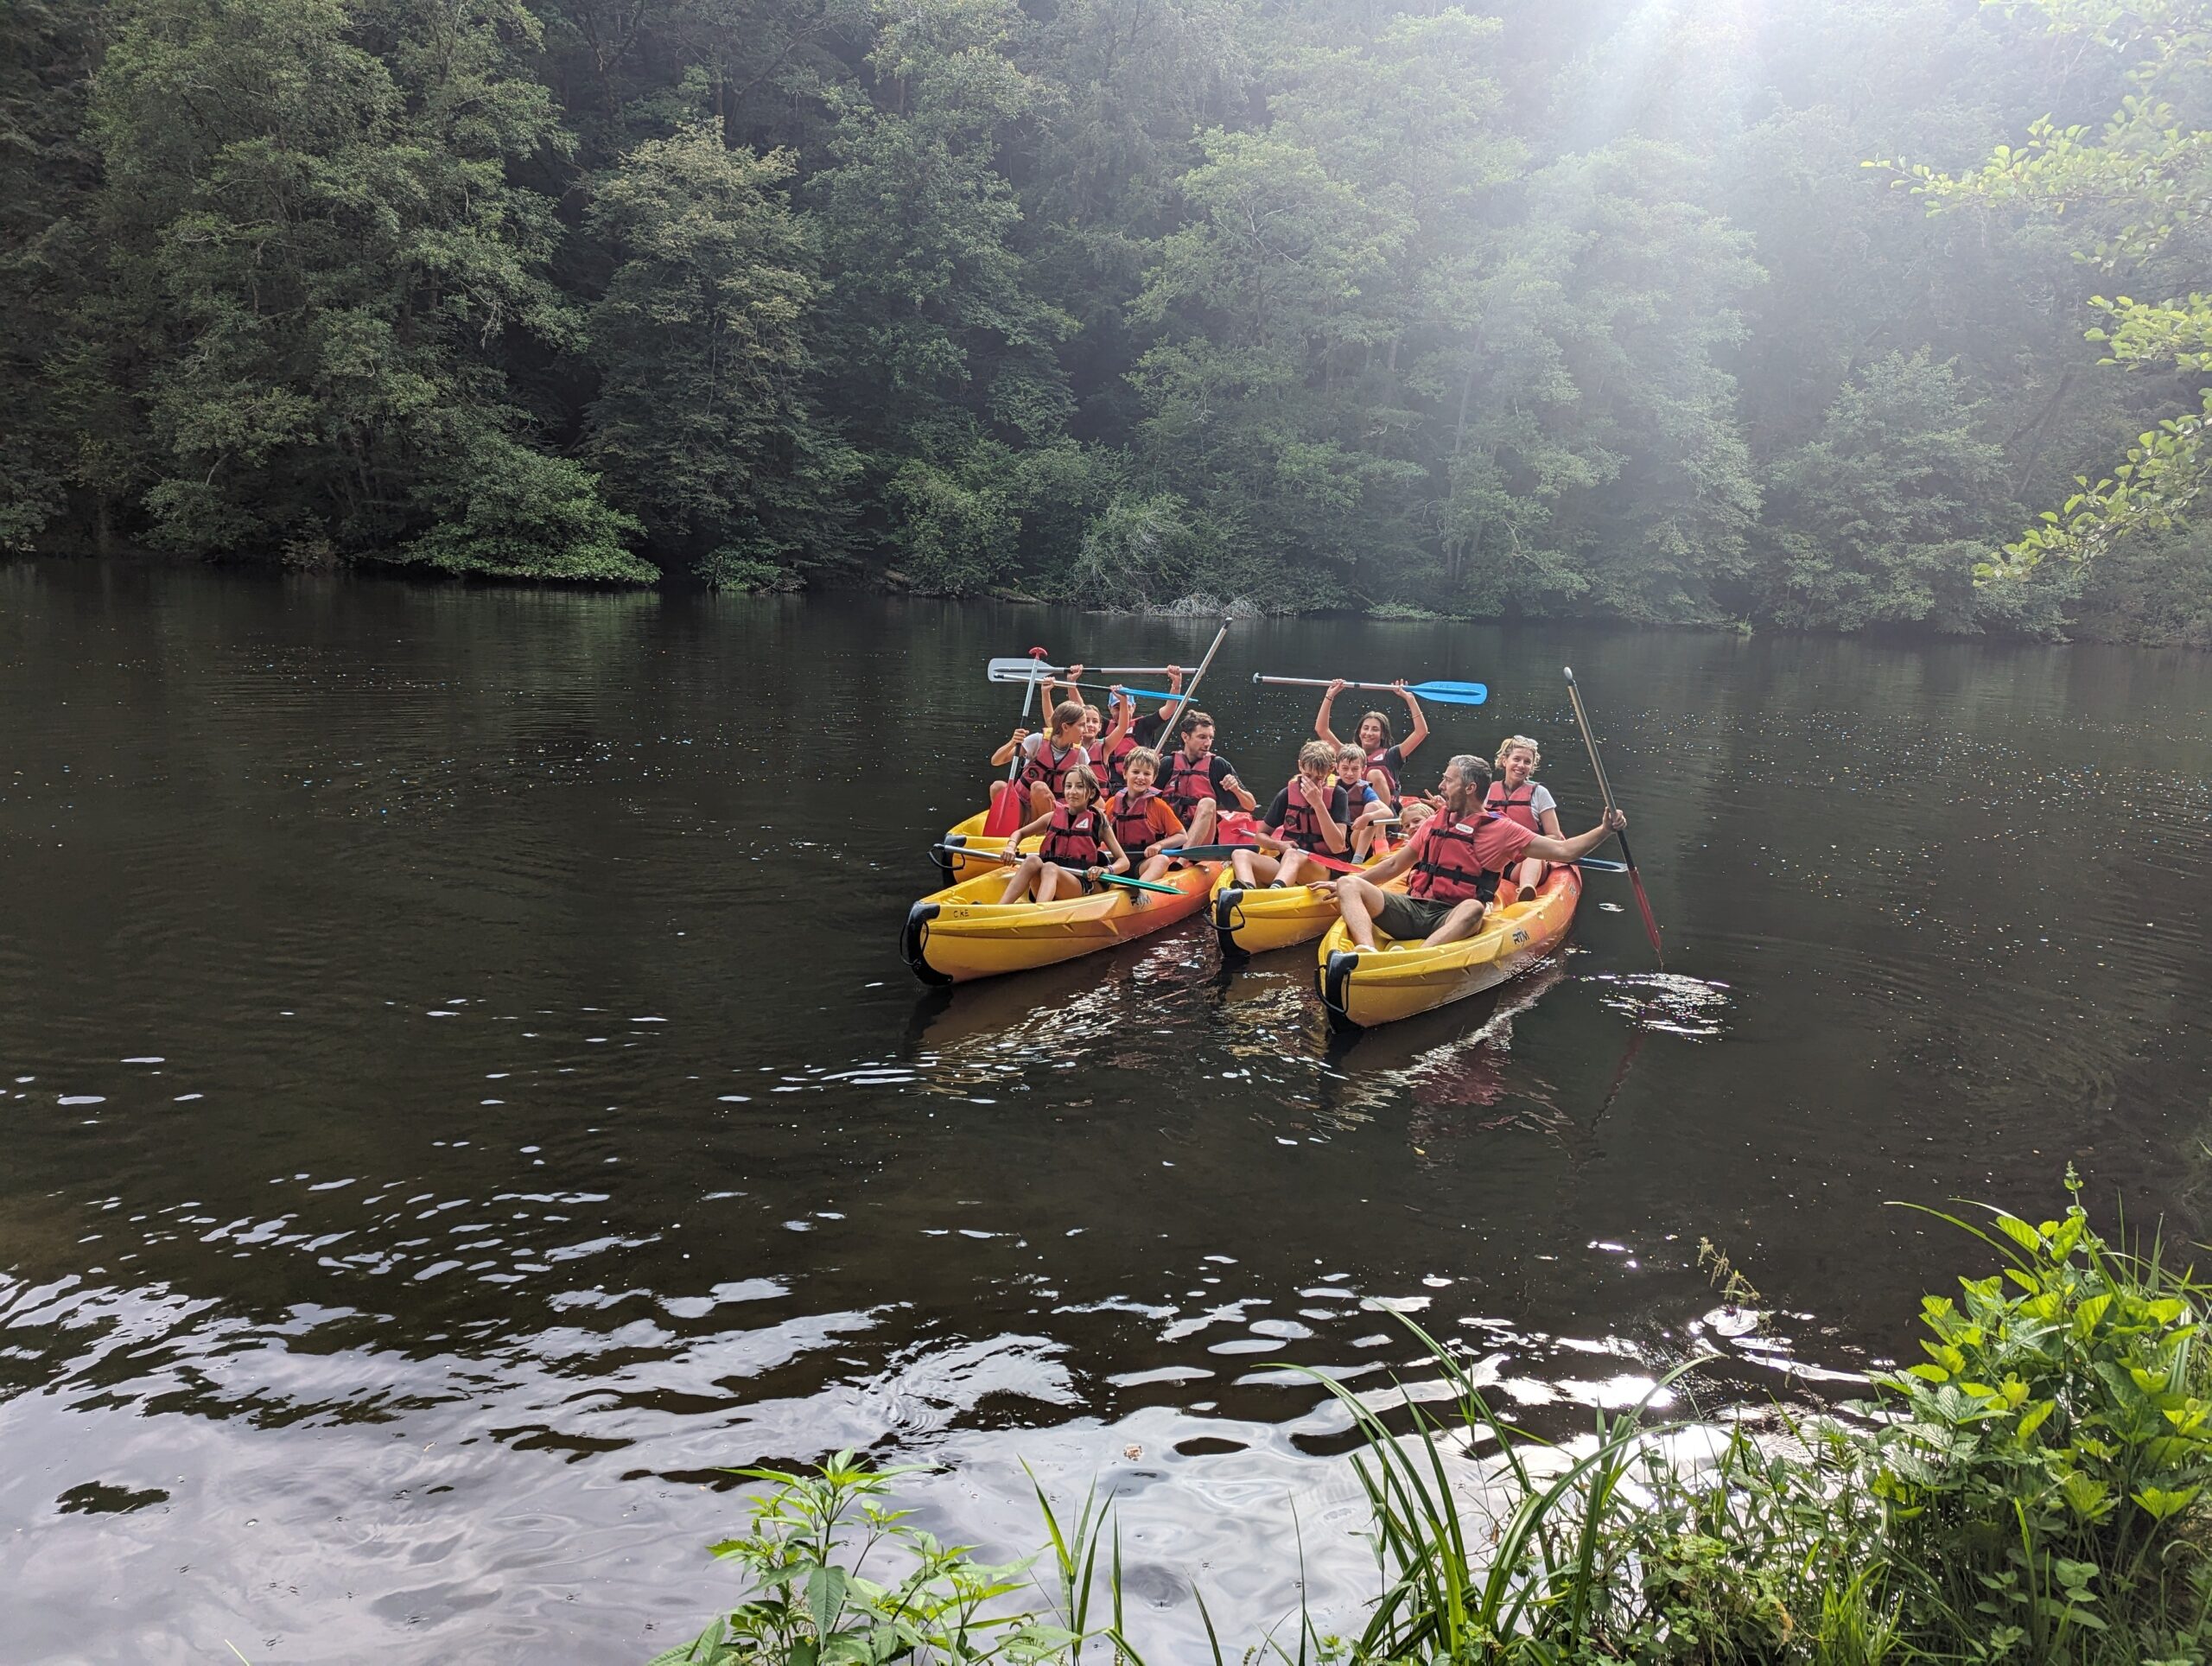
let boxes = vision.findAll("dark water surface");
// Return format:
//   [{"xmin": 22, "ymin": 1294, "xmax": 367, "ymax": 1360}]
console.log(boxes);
[{"xmin": 3, "ymin": 560, "xmax": 2209, "ymax": 1662}]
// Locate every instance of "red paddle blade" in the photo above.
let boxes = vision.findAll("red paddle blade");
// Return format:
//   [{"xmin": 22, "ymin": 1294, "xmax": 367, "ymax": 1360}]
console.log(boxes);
[
  {"xmin": 1629, "ymin": 870, "xmax": 1665, "ymax": 969},
  {"xmin": 982, "ymin": 787, "xmax": 1020, "ymax": 838}
]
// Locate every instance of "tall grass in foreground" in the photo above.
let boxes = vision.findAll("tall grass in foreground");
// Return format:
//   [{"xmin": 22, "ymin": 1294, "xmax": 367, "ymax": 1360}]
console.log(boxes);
[{"xmin": 652, "ymin": 1172, "xmax": 2212, "ymax": 1663}]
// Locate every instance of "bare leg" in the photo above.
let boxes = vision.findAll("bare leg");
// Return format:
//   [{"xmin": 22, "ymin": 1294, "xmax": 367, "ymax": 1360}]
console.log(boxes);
[
  {"xmin": 1138, "ymin": 854, "xmax": 1175, "ymax": 883},
  {"xmin": 1027, "ymin": 780, "xmax": 1055, "ymax": 821},
  {"xmin": 1335, "ymin": 874, "xmax": 1387, "ymax": 950},
  {"xmin": 1033, "ymin": 861, "xmax": 1077, "ymax": 904},
  {"xmin": 1275, "ymin": 849, "xmax": 1310, "ymax": 886},
  {"xmin": 1366, "ymin": 768, "xmax": 1395, "ymax": 809},
  {"xmin": 1422, "ymin": 898, "xmax": 1490, "ymax": 948},
  {"xmin": 1513, "ymin": 857, "xmax": 1544, "ymax": 901},
  {"xmin": 1185, "ymin": 798, "xmax": 1218, "ymax": 846},
  {"xmin": 999, "ymin": 854, "xmax": 1044, "ymax": 903},
  {"xmin": 1230, "ymin": 848, "xmax": 1262, "ymax": 886}
]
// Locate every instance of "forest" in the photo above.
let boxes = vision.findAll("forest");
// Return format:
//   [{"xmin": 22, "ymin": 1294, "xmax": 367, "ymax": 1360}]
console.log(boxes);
[{"xmin": 4, "ymin": 0, "xmax": 2212, "ymax": 639}]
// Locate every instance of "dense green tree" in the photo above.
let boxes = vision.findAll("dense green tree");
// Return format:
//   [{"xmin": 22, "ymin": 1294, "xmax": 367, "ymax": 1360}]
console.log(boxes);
[
  {"xmin": 0, "ymin": 0, "xmax": 2202, "ymax": 633},
  {"xmin": 583, "ymin": 122, "xmax": 854, "ymax": 586}
]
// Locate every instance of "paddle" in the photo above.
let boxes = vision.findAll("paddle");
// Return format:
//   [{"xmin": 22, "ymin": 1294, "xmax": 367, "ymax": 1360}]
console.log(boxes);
[
  {"xmin": 927, "ymin": 844, "xmax": 1182, "ymax": 896},
  {"xmin": 1160, "ymin": 614, "xmax": 1231, "ymax": 741},
  {"xmin": 982, "ymin": 647, "xmax": 1049, "ymax": 837},
  {"xmin": 1252, "ymin": 674, "xmax": 1489, "ymax": 707},
  {"xmin": 987, "ymin": 657, "xmax": 1177, "ymax": 684},
  {"xmin": 1168, "ymin": 841, "xmax": 1363, "ymax": 874},
  {"xmin": 1563, "ymin": 664, "xmax": 1663, "ymax": 968}
]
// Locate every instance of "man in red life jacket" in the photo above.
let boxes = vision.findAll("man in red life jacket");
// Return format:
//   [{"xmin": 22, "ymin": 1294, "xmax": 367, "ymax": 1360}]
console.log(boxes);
[
  {"xmin": 1309, "ymin": 754, "xmax": 1625, "ymax": 950},
  {"xmin": 1156, "ymin": 710, "xmax": 1257, "ymax": 847}
]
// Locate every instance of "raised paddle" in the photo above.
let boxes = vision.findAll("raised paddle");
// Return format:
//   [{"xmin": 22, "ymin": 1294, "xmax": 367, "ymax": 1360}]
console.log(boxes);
[
  {"xmin": 926, "ymin": 844, "xmax": 1182, "ymax": 896},
  {"xmin": 1161, "ymin": 614, "xmax": 1231, "ymax": 739},
  {"xmin": 987, "ymin": 657, "xmax": 1179, "ymax": 684},
  {"xmin": 1563, "ymin": 665, "xmax": 1663, "ymax": 968},
  {"xmin": 982, "ymin": 647, "xmax": 1050, "ymax": 837},
  {"xmin": 1252, "ymin": 674, "xmax": 1489, "ymax": 707}
]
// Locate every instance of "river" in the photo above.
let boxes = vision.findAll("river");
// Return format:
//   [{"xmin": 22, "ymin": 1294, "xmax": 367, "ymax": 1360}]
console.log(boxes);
[{"xmin": 1, "ymin": 559, "xmax": 2208, "ymax": 1663}]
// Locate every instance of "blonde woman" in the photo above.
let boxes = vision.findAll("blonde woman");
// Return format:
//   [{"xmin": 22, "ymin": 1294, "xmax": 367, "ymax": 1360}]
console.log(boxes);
[{"xmin": 1484, "ymin": 735, "xmax": 1564, "ymax": 902}]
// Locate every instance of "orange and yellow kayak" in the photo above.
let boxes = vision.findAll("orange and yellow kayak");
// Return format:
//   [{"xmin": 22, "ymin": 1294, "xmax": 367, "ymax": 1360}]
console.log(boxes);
[
  {"xmin": 1315, "ymin": 865, "xmax": 1582, "ymax": 1028},
  {"xmin": 902, "ymin": 860, "xmax": 1218, "ymax": 984}
]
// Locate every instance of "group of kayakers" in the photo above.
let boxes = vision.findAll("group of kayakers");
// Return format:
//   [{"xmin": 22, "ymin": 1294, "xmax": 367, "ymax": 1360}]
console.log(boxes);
[{"xmin": 982, "ymin": 666, "xmax": 1626, "ymax": 949}]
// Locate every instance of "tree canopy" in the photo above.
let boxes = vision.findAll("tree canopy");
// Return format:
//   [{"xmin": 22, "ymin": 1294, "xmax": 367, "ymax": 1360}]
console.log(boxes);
[{"xmin": 4, "ymin": 0, "xmax": 2210, "ymax": 639}]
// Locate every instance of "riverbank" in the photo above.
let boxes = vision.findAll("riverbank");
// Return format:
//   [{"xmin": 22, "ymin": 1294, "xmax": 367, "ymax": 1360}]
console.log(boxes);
[{"xmin": 655, "ymin": 1179, "xmax": 2212, "ymax": 1666}]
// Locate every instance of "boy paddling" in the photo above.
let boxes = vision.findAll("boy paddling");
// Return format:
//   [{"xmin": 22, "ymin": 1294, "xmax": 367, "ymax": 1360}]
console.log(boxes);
[{"xmin": 1311, "ymin": 754, "xmax": 1624, "ymax": 951}]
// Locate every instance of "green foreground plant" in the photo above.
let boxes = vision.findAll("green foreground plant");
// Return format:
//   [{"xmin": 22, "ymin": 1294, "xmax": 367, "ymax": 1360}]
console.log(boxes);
[{"xmin": 657, "ymin": 1175, "xmax": 2212, "ymax": 1663}]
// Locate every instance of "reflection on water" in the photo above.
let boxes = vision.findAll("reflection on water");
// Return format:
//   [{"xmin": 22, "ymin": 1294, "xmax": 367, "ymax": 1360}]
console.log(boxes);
[{"xmin": 1, "ymin": 562, "xmax": 2209, "ymax": 1659}]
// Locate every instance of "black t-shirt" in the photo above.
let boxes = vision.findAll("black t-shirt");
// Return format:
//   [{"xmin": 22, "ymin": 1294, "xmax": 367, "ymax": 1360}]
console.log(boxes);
[
  {"xmin": 1132, "ymin": 711, "xmax": 1171, "ymax": 750},
  {"xmin": 1264, "ymin": 782, "xmax": 1350, "ymax": 836}
]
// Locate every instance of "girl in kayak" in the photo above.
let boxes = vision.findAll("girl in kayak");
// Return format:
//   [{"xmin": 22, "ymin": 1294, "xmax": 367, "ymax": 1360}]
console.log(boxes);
[
  {"xmin": 998, "ymin": 766, "xmax": 1131, "ymax": 903},
  {"xmin": 1486, "ymin": 734, "xmax": 1564, "ymax": 902},
  {"xmin": 1313, "ymin": 678, "xmax": 1430, "ymax": 809},
  {"xmin": 1230, "ymin": 741, "xmax": 1351, "ymax": 889},
  {"xmin": 988, "ymin": 700, "xmax": 1094, "ymax": 824}
]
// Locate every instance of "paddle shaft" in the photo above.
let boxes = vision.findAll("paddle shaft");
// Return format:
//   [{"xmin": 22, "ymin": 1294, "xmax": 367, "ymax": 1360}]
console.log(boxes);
[
  {"xmin": 1252, "ymin": 674, "xmax": 1487, "ymax": 705},
  {"xmin": 1562, "ymin": 667, "xmax": 1664, "ymax": 967},
  {"xmin": 987, "ymin": 658, "xmax": 1177, "ymax": 682},
  {"xmin": 929, "ymin": 844, "xmax": 1180, "ymax": 895},
  {"xmin": 1158, "ymin": 615, "xmax": 1231, "ymax": 742}
]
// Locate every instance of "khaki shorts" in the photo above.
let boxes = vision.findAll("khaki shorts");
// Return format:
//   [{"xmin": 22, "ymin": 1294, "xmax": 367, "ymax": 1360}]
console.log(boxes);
[{"xmin": 1372, "ymin": 881, "xmax": 1493, "ymax": 942}]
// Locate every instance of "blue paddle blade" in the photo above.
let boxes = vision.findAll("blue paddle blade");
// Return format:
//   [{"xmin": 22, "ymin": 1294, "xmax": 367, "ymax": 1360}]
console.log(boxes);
[{"xmin": 1407, "ymin": 680, "xmax": 1487, "ymax": 705}]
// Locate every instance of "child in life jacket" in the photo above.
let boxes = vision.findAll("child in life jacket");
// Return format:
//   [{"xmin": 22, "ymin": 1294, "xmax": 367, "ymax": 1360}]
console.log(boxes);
[
  {"xmin": 1230, "ymin": 741, "xmax": 1351, "ymax": 889},
  {"xmin": 1313, "ymin": 678, "xmax": 1430, "ymax": 810},
  {"xmin": 988, "ymin": 700, "xmax": 1095, "ymax": 825},
  {"xmin": 1485, "ymin": 734, "xmax": 1564, "ymax": 902},
  {"xmin": 1103, "ymin": 748, "xmax": 1189, "ymax": 888},
  {"xmin": 999, "ymin": 766, "xmax": 1130, "ymax": 903},
  {"xmin": 1334, "ymin": 743, "xmax": 1395, "ymax": 860}
]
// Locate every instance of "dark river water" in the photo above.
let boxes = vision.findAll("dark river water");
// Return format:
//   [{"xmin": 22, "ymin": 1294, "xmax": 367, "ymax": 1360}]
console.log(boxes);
[{"xmin": 2, "ymin": 559, "xmax": 2208, "ymax": 1663}]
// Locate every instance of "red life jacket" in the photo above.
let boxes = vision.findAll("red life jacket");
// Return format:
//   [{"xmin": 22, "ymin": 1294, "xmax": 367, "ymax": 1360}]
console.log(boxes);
[
  {"xmin": 1365, "ymin": 747, "xmax": 1400, "ymax": 800},
  {"xmin": 1407, "ymin": 817, "xmax": 1494, "ymax": 903},
  {"xmin": 1108, "ymin": 787, "xmax": 1161, "ymax": 853},
  {"xmin": 1274, "ymin": 776, "xmax": 1332, "ymax": 845},
  {"xmin": 1021, "ymin": 739, "xmax": 1091, "ymax": 799},
  {"xmin": 1039, "ymin": 804, "xmax": 1104, "ymax": 868},
  {"xmin": 1484, "ymin": 779, "xmax": 1543, "ymax": 834},
  {"xmin": 1160, "ymin": 748, "xmax": 1217, "ymax": 816},
  {"xmin": 1096, "ymin": 733, "xmax": 1135, "ymax": 788}
]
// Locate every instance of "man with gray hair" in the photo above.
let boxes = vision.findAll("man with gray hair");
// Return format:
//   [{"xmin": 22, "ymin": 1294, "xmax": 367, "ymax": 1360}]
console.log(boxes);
[{"xmin": 1307, "ymin": 753, "xmax": 1625, "ymax": 951}]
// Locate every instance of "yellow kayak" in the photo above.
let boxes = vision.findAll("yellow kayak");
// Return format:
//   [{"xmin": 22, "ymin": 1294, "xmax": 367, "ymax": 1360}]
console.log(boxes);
[
  {"xmin": 902, "ymin": 861, "xmax": 1218, "ymax": 984},
  {"xmin": 1208, "ymin": 860, "xmax": 1407, "ymax": 956},
  {"xmin": 933, "ymin": 807, "xmax": 1039, "ymax": 884},
  {"xmin": 1316, "ymin": 866, "xmax": 1582, "ymax": 1028}
]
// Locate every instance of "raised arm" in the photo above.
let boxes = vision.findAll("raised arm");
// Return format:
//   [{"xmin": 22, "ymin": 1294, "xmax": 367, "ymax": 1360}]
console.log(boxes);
[
  {"xmin": 1313, "ymin": 677, "xmax": 1348, "ymax": 747},
  {"xmin": 990, "ymin": 726, "xmax": 1032, "ymax": 768},
  {"xmin": 1523, "ymin": 808, "xmax": 1627, "ymax": 866},
  {"xmin": 1395, "ymin": 682, "xmax": 1430, "ymax": 756}
]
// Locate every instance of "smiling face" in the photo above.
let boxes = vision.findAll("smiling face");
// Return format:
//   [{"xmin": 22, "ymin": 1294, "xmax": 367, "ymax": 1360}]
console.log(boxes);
[
  {"xmin": 1080, "ymin": 706, "xmax": 1103, "ymax": 741},
  {"xmin": 1502, "ymin": 744, "xmax": 1536, "ymax": 785},
  {"xmin": 1357, "ymin": 713, "xmax": 1387, "ymax": 750},
  {"xmin": 1064, "ymin": 773, "xmax": 1096, "ymax": 812},
  {"xmin": 1122, "ymin": 757, "xmax": 1156, "ymax": 792}
]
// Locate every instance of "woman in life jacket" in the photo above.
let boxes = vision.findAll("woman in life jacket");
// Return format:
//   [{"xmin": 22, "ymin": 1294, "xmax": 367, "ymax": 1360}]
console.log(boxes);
[
  {"xmin": 1306, "ymin": 754, "xmax": 1625, "ymax": 951},
  {"xmin": 1485, "ymin": 734, "xmax": 1565, "ymax": 902},
  {"xmin": 998, "ymin": 766, "xmax": 1131, "ymax": 903},
  {"xmin": 1313, "ymin": 678, "xmax": 1430, "ymax": 809},
  {"xmin": 1230, "ymin": 741, "xmax": 1350, "ymax": 889},
  {"xmin": 1334, "ymin": 744, "xmax": 1396, "ymax": 860},
  {"xmin": 1103, "ymin": 748, "xmax": 1191, "ymax": 889}
]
